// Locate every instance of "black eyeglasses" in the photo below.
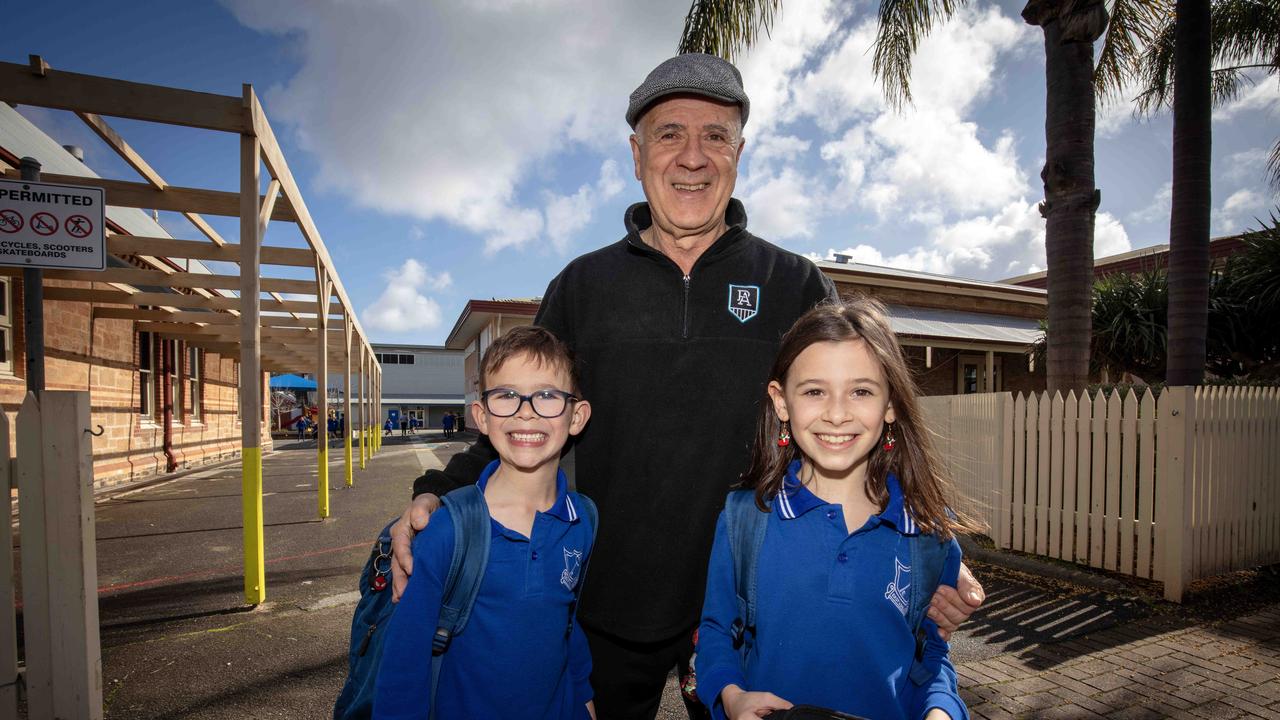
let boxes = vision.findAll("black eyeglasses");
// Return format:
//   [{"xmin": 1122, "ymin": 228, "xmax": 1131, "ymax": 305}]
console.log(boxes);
[{"xmin": 481, "ymin": 388, "xmax": 578, "ymax": 418}]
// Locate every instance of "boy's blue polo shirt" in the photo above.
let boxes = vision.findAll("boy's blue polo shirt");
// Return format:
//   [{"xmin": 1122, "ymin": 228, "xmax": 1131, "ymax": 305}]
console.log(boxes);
[
  {"xmin": 374, "ymin": 461, "xmax": 594, "ymax": 720},
  {"xmin": 696, "ymin": 461, "xmax": 967, "ymax": 720}
]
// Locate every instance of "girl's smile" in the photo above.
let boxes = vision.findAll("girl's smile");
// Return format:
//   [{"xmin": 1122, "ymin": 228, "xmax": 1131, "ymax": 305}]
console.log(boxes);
[{"xmin": 768, "ymin": 339, "xmax": 895, "ymax": 490}]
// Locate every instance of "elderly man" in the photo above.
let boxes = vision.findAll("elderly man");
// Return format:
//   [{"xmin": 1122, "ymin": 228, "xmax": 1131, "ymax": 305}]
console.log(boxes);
[{"xmin": 389, "ymin": 54, "xmax": 985, "ymax": 719}]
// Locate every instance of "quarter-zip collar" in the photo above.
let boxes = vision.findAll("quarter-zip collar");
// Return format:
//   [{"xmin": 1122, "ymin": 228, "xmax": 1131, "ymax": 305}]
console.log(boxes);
[{"xmin": 624, "ymin": 198, "xmax": 750, "ymax": 269}]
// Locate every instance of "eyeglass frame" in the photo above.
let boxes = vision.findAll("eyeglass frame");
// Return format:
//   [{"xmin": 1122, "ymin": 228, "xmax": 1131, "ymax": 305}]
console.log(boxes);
[{"xmin": 479, "ymin": 387, "xmax": 579, "ymax": 418}]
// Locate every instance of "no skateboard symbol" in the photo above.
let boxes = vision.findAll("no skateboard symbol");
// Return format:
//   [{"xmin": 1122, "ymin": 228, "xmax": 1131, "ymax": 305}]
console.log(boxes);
[
  {"xmin": 30, "ymin": 212, "xmax": 58, "ymax": 236},
  {"xmin": 0, "ymin": 209, "xmax": 21, "ymax": 234},
  {"xmin": 65, "ymin": 214, "xmax": 93, "ymax": 239}
]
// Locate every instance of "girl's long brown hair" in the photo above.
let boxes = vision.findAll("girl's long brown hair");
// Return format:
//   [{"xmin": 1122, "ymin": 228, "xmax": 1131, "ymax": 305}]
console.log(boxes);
[{"xmin": 742, "ymin": 295, "xmax": 979, "ymax": 539}]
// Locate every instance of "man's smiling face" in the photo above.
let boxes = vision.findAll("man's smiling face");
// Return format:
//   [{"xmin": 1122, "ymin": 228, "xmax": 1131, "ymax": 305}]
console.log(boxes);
[{"xmin": 630, "ymin": 95, "xmax": 745, "ymax": 249}]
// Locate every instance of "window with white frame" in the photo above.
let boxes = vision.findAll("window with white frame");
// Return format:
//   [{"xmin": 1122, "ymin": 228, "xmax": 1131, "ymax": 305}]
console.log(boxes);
[
  {"xmin": 139, "ymin": 332, "xmax": 158, "ymax": 420},
  {"xmin": 0, "ymin": 277, "xmax": 12, "ymax": 375},
  {"xmin": 188, "ymin": 346, "xmax": 202, "ymax": 421},
  {"xmin": 168, "ymin": 340, "xmax": 181, "ymax": 422}
]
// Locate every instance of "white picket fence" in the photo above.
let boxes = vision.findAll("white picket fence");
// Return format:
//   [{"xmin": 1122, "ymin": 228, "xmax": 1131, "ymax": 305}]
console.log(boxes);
[{"xmin": 920, "ymin": 386, "xmax": 1280, "ymax": 601}]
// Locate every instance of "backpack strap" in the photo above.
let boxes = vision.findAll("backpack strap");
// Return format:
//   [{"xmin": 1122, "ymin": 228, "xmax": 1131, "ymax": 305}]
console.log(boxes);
[
  {"xmin": 723, "ymin": 489, "xmax": 769, "ymax": 655},
  {"xmin": 906, "ymin": 533, "xmax": 957, "ymax": 686},
  {"xmin": 564, "ymin": 493, "xmax": 598, "ymax": 638},
  {"xmin": 429, "ymin": 485, "xmax": 492, "ymax": 719}
]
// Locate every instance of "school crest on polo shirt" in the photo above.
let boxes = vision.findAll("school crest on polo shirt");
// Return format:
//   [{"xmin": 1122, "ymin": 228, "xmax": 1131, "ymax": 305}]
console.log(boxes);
[
  {"xmin": 727, "ymin": 284, "xmax": 760, "ymax": 323},
  {"xmin": 561, "ymin": 548, "xmax": 583, "ymax": 590},
  {"xmin": 885, "ymin": 558, "xmax": 910, "ymax": 616}
]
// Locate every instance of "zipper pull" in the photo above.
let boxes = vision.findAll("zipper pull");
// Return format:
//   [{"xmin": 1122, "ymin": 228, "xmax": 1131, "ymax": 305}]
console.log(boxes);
[{"xmin": 358, "ymin": 623, "xmax": 377, "ymax": 656}]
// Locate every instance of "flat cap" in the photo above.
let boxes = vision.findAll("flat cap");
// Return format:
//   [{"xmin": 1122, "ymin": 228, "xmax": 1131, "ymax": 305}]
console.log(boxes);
[{"xmin": 626, "ymin": 53, "xmax": 750, "ymax": 130}]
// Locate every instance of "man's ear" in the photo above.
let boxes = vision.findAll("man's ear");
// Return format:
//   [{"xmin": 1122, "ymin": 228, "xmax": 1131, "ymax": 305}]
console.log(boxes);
[
  {"xmin": 568, "ymin": 399, "xmax": 592, "ymax": 436},
  {"xmin": 630, "ymin": 134, "xmax": 643, "ymax": 181},
  {"xmin": 767, "ymin": 380, "xmax": 788, "ymax": 422}
]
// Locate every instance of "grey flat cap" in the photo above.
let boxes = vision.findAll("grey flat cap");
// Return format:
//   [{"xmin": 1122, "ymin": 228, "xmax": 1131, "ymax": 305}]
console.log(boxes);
[{"xmin": 626, "ymin": 53, "xmax": 750, "ymax": 129}]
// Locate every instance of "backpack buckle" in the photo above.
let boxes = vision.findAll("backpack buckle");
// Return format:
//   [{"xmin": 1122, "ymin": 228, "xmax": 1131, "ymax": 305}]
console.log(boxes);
[
  {"xmin": 730, "ymin": 618, "xmax": 745, "ymax": 650},
  {"xmin": 432, "ymin": 627, "xmax": 452, "ymax": 657}
]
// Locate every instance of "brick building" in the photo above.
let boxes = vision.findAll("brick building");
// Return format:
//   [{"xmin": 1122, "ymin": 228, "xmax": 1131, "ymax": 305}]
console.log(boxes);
[{"xmin": 0, "ymin": 103, "xmax": 269, "ymax": 488}]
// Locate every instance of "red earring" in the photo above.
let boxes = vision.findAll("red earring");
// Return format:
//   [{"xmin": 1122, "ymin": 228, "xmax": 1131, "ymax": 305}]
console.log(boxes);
[
  {"xmin": 777, "ymin": 422, "xmax": 791, "ymax": 447},
  {"xmin": 882, "ymin": 424, "xmax": 896, "ymax": 452}
]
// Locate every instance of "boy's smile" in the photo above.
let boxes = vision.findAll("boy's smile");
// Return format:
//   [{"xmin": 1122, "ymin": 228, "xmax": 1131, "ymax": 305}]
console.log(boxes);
[{"xmin": 474, "ymin": 351, "xmax": 590, "ymax": 477}]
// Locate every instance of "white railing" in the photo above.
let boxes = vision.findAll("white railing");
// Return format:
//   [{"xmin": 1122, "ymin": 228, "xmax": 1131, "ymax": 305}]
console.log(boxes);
[{"xmin": 921, "ymin": 386, "xmax": 1280, "ymax": 601}]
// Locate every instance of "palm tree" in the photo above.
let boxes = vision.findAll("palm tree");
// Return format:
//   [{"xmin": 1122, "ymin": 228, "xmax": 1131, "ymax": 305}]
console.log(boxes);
[
  {"xmin": 680, "ymin": 0, "xmax": 1110, "ymax": 392},
  {"xmin": 1102, "ymin": 0, "xmax": 1280, "ymax": 385}
]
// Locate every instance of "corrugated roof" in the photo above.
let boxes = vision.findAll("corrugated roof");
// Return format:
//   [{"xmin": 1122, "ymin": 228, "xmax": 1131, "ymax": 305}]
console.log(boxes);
[
  {"xmin": 886, "ymin": 304, "xmax": 1040, "ymax": 345},
  {"xmin": 817, "ymin": 259, "xmax": 1046, "ymax": 295}
]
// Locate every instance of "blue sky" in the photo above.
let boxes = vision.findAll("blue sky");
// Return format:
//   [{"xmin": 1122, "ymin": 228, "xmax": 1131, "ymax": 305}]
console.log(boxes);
[{"xmin": 6, "ymin": 0, "xmax": 1278, "ymax": 345}]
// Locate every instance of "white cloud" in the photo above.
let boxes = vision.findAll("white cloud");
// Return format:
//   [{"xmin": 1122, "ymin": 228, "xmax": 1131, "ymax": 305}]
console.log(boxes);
[
  {"xmin": 1213, "ymin": 188, "xmax": 1269, "ymax": 233},
  {"xmin": 1128, "ymin": 181, "xmax": 1172, "ymax": 225},
  {"xmin": 361, "ymin": 259, "xmax": 452, "ymax": 333},
  {"xmin": 542, "ymin": 159, "xmax": 625, "ymax": 253},
  {"xmin": 225, "ymin": 0, "xmax": 691, "ymax": 253},
  {"xmin": 1213, "ymin": 79, "xmax": 1280, "ymax": 122},
  {"xmin": 739, "ymin": 167, "xmax": 818, "ymax": 241},
  {"xmin": 1223, "ymin": 147, "xmax": 1274, "ymax": 183}
]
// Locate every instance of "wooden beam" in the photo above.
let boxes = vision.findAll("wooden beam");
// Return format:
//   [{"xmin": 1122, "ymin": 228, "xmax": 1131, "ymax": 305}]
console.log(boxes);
[
  {"xmin": 106, "ymin": 235, "xmax": 315, "ymax": 267},
  {"xmin": 93, "ymin": 307, "xmax": 338, "ymax": 328},
  {"xmin": 258, "ymin": 178, "xmax": 281, "ymax": 238},
  {"xmin": 76, "ymin": 111, "xmax": 166, "ymax": 189},
  {"xmin": 0, "ymin": 266, "xmax": 316, "ymax": 294},
  {"xmin": 0, "ymin": 170, "xmax": 297, "ymax": 222},
  {"xmin": 42, "ymin": 286, "xmax": 342, "ymax": 314},
  {"xmin": 0, "ymin": 60, "xmax": 246, "ymax": 133}
]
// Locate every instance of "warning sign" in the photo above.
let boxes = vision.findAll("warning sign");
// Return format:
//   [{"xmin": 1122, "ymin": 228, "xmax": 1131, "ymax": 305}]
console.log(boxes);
[{"xmin": 0, "ymin": 179, "xmax": 105, "ymax": 270}]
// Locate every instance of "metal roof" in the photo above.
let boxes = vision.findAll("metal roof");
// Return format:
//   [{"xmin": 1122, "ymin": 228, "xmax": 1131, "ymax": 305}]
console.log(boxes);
[{"xmin": 885, "ymin": 304, "xmax": 1041, "ymax": 346}]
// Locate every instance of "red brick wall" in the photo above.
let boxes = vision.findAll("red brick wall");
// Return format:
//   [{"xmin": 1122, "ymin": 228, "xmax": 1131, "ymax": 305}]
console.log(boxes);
[{"xmin": 2, "ymin": 278, "xmax": 272, "ymax": 489}]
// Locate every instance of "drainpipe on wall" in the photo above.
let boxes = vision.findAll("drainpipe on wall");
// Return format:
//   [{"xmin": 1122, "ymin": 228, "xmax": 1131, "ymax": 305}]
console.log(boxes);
[{"xmin": 161, "ymin": 339, "xmax": 177, "ymax": 472}]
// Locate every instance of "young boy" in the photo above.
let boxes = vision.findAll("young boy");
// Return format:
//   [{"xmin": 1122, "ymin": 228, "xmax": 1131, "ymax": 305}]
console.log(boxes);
[{"xmin": 373, "ymin": 326, "xmax": 596, "ymax": 720}]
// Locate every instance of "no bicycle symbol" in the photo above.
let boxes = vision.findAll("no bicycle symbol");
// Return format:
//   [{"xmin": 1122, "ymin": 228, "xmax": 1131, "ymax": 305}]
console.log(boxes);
[
  {"xmin": 0, "ymin": 209, "xmax": 21, "ymax": 234},
  {"xmin": 65, "ymin": 214, "xmax": 93, "ymax": 239},
  {"xmin": 30, "ymin": 212, "xmax": 58, "ymax": 236}
]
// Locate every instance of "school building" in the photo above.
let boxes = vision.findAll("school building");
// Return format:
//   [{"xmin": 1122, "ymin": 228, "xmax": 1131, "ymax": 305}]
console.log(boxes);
[
  {"xmin": 442, "ymin": 269, "xmax": 1046, "ymax": 399},
  {"xmin": 367, "ymin": 342, "xmax": 466, "ymax": 428}
]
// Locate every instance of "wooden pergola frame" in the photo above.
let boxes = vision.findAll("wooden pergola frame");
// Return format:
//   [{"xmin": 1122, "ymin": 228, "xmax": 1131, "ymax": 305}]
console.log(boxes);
[{"xmin": 0, "ymin": 55, "xmax": 386, "ymax": 604}]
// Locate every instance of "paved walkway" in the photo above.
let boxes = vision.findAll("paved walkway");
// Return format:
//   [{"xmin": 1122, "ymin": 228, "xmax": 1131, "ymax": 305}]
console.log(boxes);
[{"xmin": 956, "ymin": 604, "xmax": 1280, "ymax": 719}]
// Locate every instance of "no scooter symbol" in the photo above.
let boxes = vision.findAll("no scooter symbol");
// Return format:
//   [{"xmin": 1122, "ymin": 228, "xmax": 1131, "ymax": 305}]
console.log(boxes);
[{"xmin": 30, "ymin": 212, "xmax": 58, "ymax": 236}]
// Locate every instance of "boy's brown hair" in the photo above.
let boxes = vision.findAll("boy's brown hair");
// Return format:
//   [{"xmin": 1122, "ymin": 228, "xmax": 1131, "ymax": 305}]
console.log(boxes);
[{"xmin": 478, "ymin": 325, "xmax": 581, "ymax": 394}]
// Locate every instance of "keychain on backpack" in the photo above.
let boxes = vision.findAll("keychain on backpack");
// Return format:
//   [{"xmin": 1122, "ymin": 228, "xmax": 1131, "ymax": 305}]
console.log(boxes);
[{"xmin": 371, "ymin": 540, "xmax": 391, "ymax": 592}]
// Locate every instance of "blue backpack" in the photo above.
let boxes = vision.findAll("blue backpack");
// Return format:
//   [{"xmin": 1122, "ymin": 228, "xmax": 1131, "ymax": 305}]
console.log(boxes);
[
  {"xmin": 333, "ymin": 485, "xmax": 598, "ymax": 719},
  {"xmin": 721, "ymin": 489, "xmax": 953, "ymax": 686}
]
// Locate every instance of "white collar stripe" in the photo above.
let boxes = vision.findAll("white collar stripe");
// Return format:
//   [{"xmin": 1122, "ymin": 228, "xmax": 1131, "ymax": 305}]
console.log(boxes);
[
  {"xmin": 566, "ymin": 495, "xmax": 578, "ymax": 522},
  {"xmin": 776, "ymin": 490, "xmax": 794, "ymax": 519}
]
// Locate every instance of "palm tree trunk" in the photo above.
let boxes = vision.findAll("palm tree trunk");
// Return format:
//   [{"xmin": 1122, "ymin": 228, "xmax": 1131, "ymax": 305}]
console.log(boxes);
[
  {"xmin": 1166, "ymin": 0, "xmax": 1212, "ymax": 386},
  {"xmin": 1023, "ymin": 0, "xmax": 1108, "ymax": 393}
]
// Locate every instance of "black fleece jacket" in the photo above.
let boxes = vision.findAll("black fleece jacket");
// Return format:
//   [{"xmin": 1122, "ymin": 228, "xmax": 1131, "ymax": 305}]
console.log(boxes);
[{"xmin": 414, "ymin": 199, "xmax": 835, "ymax": 641}]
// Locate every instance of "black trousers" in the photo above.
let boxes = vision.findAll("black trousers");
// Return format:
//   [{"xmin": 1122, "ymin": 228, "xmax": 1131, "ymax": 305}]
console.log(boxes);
[{"xmin": 582, "ymin": 622, "xmax": 712, "ymax": 720}]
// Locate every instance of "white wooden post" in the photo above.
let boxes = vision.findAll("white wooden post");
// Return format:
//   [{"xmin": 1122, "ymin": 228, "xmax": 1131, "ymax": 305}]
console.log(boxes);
[
  {"xmin": 18, "ymin": 391, "xmax": 103, "ymax": 719},
  {"xmin": 1157, "ymin": 386, "xmax": 1195, "ymax": 602},
  {"xmin": 0, "ymin": 413, "xmax": 16, "ymax": 715}
]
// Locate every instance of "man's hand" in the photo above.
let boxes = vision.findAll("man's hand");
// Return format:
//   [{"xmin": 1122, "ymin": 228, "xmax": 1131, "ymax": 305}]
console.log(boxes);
[
  {"xmin": 928, "ymin": 561, "xmax": 985, "ymax": 641},
  {"xmin": 720, "ymin": 684, "xmax": 792, "ymax": 719},
  {"xmin": 390, "ymin": 493, "xmax": 441, "ymax": 602}
]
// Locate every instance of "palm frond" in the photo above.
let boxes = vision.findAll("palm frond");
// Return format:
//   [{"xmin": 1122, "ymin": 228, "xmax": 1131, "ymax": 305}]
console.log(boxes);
[
  {"xmin": 1134, "ymin": 15, "xmax": 1177, "ymax": 114},
  {"xmin": 1269, "ymin": 137, "xmax": 1280, "ymax": 188},
  {"xmin": 872, "ymin": 0, "xmax": 965, "ymax": 111},
  {"xmin": 1211, "ymin": 0, "xmax": 1280, "ymax": 68},
  {"xmin": 1095, "ymin": 0, "xmax": 1172, "ymax": 103},
  {"xmin": 678, "ymin": 0, "xmax": 783, "ymax": 61}
]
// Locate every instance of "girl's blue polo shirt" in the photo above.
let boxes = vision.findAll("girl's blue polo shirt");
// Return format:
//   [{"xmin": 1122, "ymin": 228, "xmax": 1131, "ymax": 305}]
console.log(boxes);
[
  {"xmin": 696, "ymin": 462, "xmax": 967, "ymax": 720},
  {"xmin": 374, "ymin": 461, "xmax": 594, "ymax": 720}
]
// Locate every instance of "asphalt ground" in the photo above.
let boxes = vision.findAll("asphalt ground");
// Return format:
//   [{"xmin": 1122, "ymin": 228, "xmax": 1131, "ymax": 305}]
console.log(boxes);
[{"xmin": 10, "ymin": 435, "xmax": 1277, "ymax": 719}]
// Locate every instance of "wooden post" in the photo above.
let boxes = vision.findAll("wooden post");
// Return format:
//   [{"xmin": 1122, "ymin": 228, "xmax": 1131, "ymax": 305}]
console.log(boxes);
[
  {"xmin": 315, "ymin": 261, "xmax": 331, "ymax": 518},
  {"xmin": 0, "ymin": 414, "xmax": 16, "ymax": 716},
  {"xmin": 343, "ymin": 315, "xmax": 353, "ymax": 487},
  {"xmin": 358, "ymin": 345, "xmax": 366, "ymax": 469},
  {"xmin": 985, "ymin": 350, "xmax": 995, "ymax": 393},
  {"xmin": 239, "ymin": 89, "xmax": 266, "ymax": 605},
  {"xmin": 18, "ymin": 392, "xmax": 102, "ymax": 719},
  {"xmin": 1157, "ymin": 386, "xmax": 1195, "ymax": 602}
]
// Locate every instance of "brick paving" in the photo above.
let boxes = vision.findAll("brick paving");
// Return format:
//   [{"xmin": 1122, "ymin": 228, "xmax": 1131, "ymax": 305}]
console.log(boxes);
[{"xmin": 957, "ymin": 604, "xmax": 1280, "ymax": 719}]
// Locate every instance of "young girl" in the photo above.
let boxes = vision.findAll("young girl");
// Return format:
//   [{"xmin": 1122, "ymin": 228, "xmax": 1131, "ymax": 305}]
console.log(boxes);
[{"xmin": 695, "ymin": 297, "xmax": 974, "ymax": 720}]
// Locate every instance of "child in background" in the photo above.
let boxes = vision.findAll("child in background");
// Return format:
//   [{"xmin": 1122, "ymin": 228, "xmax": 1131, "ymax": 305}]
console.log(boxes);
[
  {"xmin": 696, "ymin": 297, "xmax": 973, "ymax": 720},
  {"xmin": 374, "ymin": 326, "xmax": 596, "ymax": 720}
]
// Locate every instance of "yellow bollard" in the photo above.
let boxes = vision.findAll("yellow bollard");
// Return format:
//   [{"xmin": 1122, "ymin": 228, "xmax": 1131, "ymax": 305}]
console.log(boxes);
[
  {"xmin": 318, "ymin": 443, "xmax": 330, "ymax": 519},
  {"xmin": 242, "ymin": 446, "xmax": 265, "ymax": 604}
]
